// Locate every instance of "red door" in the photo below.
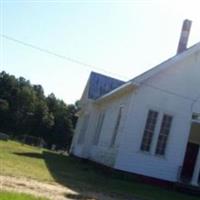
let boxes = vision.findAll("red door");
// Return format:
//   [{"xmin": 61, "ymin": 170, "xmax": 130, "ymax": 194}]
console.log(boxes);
[{"xmin": 181, "ymin": 143, "xmax": 199, "ymax": 183}]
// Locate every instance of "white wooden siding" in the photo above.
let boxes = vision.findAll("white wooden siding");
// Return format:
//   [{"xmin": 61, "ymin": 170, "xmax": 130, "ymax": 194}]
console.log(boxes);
[{"xmin": 71, "ymin": 47, "xmax": 200, "ymax": 183}]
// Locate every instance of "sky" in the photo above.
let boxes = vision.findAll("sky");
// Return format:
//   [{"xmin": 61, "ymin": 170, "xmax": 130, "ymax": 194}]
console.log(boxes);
[{"xmin": 0, "ymin": 0, "xmax": 200, "ymax": 104}]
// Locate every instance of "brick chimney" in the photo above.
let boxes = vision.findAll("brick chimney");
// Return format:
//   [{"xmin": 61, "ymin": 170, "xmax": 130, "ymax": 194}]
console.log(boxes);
[{"xmin": 177, "ymin": 19, "xmax": 192, "ymax": 54}]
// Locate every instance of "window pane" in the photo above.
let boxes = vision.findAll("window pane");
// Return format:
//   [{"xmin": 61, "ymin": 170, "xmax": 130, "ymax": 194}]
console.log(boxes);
[
  {"xmin": 110, "ymin": 106, "xmax": 123, "ymax": 147},
  {"xmin": 140, "ymin": 110, "xmax": 158, "ymax": 152},
  {"xmin": 93, "ymin": 112, "xmax": 105, "ymax": 145},
  {"xmin": 77, "ymin": 114, "xmax": 90, "ymax": 145},
  {"xmin": 155, "ymin": 114, "xmax": 173, "ymax": 155}
]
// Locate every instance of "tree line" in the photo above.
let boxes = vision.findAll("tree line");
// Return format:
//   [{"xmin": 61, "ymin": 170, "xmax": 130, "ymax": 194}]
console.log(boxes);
[{"xmin": 0, "ymin": 71, "xmax": 79, "ymax": 150}]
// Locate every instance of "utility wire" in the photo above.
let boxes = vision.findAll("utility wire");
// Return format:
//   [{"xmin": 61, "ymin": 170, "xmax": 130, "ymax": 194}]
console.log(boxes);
[
  {"xmin": 144, "ymin": 82, "xmax": 195, "ymax": 102},
  {"xmin": 0, "ymin": 34, "xmax": 129, "ymax": 80},
  {"xmin": 1, "ymin": 34, "xmax": 200, "ymax": 105}
]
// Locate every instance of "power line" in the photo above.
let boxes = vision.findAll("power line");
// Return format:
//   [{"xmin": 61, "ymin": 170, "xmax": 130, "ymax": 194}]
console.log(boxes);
[
  {"xmin": 1, "ymin": 34, "xmax": 199, "ymax": 105},
  {"xmin": 143, "ymin": 83, "xmax": 195, "ymax": 102},
  {"xmin": 0, "ymin": 34, "xmax": 129, "ymax": 80}
]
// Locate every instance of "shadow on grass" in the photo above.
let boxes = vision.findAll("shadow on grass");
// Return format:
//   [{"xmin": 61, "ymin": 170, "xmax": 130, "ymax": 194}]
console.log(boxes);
[
  {"xmin": 13, "ymin": 150, "xmax": 111, "ymax": 199},
  {"xmin": 13, "ymin": 150, "xmax": 199, "ymax": 200},
  {"xmin": 42, "ymin": 151, "xmax": 108, "ymax": 200},
  {"xmin": 64, "ymin": 193, "xmax": 95, "ymax": 200},
  {"xmin": 13, "ymin": 152, "xmax": 44, "ymax": 159}
]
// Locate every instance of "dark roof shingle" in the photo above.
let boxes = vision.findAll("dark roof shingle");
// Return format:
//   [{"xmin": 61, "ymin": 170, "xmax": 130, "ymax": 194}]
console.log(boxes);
[{"xmin": 88, "ymin": 72, "xmax": 125, "ymax": 100}]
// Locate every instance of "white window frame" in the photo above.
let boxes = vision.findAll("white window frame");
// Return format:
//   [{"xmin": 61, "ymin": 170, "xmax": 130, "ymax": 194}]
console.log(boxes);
[
  {"xmin": 77, "ymin": 114, "xmax": 90, "ymax": 145},
  {"xmin": 93, "ymin": 111, "xmax": 105, "ymax": 145},
  {"xmin": 110, "ymin": 106, "xmax": 124, "ymax": 147},
  {"xmin": 140, "ymin": 110, "xmax": 159, "ymax": 152},
  {"xmin": 155, "ymin": 114, "xmax": 173, "ymax": 156}
]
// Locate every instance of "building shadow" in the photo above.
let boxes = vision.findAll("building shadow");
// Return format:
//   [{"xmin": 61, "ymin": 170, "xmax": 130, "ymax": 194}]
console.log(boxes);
[
  {"xmin": 42, "ymin": 151, "xmax": 103, "ymax": 199},
  {"xmin": 13, "ymin": 150, "xmax": 100, "ymax": 199},
  {"xmin": 13, "ymin": 152, "xmax": 44, "ymax": 159},
  {"xmin": 12, "ymin": 150, "xmax": 200, "ymax": 199},
  {"xmin": 64, "ymin": 193, "xmax": 95, "ymax": 200}
]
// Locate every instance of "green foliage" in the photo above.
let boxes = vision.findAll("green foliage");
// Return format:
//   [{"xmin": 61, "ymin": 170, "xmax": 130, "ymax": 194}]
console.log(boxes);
[
  {"xmin": 0, "ymin": 71, "xmax": 78, "ymax": 149},
  {"xmin": 0, "ymin": 191, "xmax": 48, "ymax": 200}
]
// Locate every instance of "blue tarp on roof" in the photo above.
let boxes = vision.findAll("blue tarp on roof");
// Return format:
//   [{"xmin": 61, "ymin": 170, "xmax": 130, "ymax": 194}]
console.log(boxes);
[{"xmin": 88, "ymin": 72, "xmax": 125, "ymax": 100}]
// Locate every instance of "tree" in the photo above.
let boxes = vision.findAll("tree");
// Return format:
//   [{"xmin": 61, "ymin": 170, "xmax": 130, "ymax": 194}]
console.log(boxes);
[{"xmin": 0, "ymin": 71, "xmax": 77, "ymax": 150}]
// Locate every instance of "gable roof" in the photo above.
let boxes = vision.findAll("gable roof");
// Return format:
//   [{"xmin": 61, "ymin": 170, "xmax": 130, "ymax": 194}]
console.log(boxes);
[
  {"xmin": 86, "ymin": 41, "xmax": 200, "ymax": 102},
  {"xmin": 96, "ymin": 42, "xmax": 200, "ymax": 101},
  {"xmin": 88, "ymin": 72, "xmax": 125, "ymax": 100},
  {"xmin": 131, "ymin": 42, "xmax": 200, "ymax": 85}
]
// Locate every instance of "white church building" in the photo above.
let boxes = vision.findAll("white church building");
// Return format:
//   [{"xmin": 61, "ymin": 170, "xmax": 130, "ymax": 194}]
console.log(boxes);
[{"xmin": 70, "ymin": 20, "xmax": 200, "ymax": 187}]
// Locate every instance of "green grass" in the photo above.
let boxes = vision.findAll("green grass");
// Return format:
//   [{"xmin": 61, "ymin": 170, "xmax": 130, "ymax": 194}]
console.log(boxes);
[
  {"xmin": 0, "ymin": 140, "xmax": 199, "ymax": 200},
  {"xmin": 0, "ymin": 191, "xmax": 47, "ymax": 200},
  {"xmin": 0, "ymin": 141, "xmax": 53, "ymax": 181}
]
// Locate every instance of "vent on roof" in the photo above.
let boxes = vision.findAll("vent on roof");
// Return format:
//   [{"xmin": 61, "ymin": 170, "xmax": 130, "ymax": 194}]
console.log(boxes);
[{"xmin": 177, "ymin": 19, "xmax": 192, "ymax": 54}]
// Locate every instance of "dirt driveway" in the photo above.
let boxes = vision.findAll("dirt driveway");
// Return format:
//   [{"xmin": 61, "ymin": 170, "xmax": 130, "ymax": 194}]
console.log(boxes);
[{"xmin": 0, "ymin": 175, "xmax": 137, "ymax": 200}]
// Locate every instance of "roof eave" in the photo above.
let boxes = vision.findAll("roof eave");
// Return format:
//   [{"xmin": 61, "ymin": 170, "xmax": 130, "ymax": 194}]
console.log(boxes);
[
  {"xmin": 94, "ymin": 81, "xmax": 137, "ymax": 104},
  {"xmin": 131, "ymin": 42, "xmax": 200, "ymax": 85}
]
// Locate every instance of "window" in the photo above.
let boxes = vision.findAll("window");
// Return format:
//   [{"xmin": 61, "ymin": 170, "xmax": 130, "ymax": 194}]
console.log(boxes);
[
  {"xmin": 140, "ymin": 110, "xmax": 159, "ymax": 152},
  {"xmin": 155, "ymin": 114, "xmax": 173, "ymax": 155},
  {"xmin": 192, "ymin": 113, "xmax": 200, "ymax": 121},
  {"xmin": 77, "ymin": 114, "xmax": 90, "ymax": 145},
  {"xmin": 93, "ymin": 112, "xmax": 105, "ymax": 145},
  {"xmin": 110, "ymin": 106, "xmax": 124, "ymax": 147}
]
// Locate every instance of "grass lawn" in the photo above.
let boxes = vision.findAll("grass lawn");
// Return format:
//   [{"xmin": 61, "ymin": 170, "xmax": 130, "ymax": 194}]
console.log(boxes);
[
  {"xmin": 0, "ymin": 191, "xmax": 48, "ymax": 200},
  {"xmin": 0, "ymin": 140, "xmax": 199, "ymax": 200}
]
